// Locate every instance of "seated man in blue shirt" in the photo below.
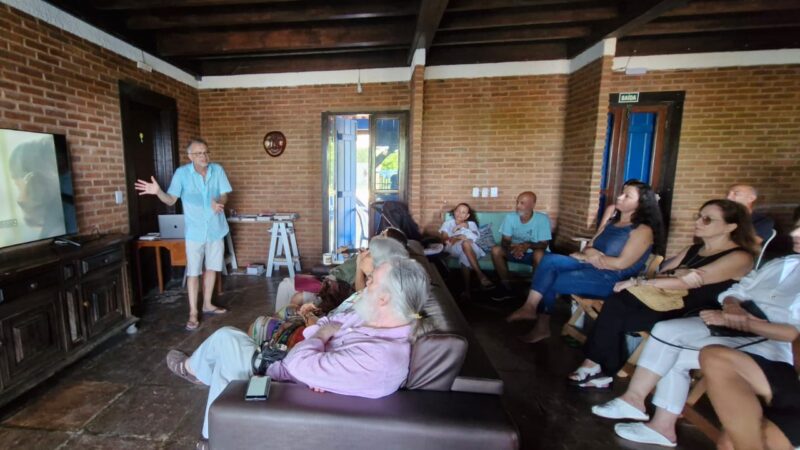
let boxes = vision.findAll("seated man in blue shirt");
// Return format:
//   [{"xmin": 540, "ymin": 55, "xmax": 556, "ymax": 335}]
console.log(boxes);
[
  {"xmin": 490, "ymin": 191, "xmax": 552, "ymax": 300},
  {"xmin": 135, "ymin": 138, "xmax": 232, "ymax": 331}
]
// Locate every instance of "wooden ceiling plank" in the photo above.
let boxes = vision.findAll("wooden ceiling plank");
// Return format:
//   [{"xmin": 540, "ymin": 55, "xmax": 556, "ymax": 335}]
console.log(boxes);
[
  {"xmin": 435, "ymin": 24, "xmax": 591, "ymax": 45},
  {"xmin": 428, "ymin": 41, "xmax": 569, "ymax": 64},
  {"xmin": 628, "ymin": 14, "xmax": 800, "ymax": 36},
  {"xmin": 617, "ymin": 28, "xmax": 800, "ymax": 55},
  {"xmin": 156, "ymin": 21, "xmax": 414, "ymax": 56},
  {"xmin": 93, "ymin": 0, "xmax": 305, "ymax": 10},
  {"xmin": 407, "ymin": 0, "xmax": 450, "ymax": 63},
  {"xmin": 663, "ymin": 0, "xmax": 800, "ymax": 17},
  {"xmin": 446, "ymin": 0, "xmax": 599, "ymax": 12},
  {"xmin": 200, "ymin": 50, "xmax": 409, "ymax": 75},
  {"xmin": 438, "ymin": 6, "xmax": 617, "ymax": 31},
  {"xmin": 126, "ymin": 3, "xmax": 418, "ymax": 30}
]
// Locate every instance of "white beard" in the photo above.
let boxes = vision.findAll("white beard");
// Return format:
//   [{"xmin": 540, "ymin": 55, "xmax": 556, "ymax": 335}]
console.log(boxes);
[{"xmin": 353, "ymin": 289, "xmax": 376, "ymax": 323}]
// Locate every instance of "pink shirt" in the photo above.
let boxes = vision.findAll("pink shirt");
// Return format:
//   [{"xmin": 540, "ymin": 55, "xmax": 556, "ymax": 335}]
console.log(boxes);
[{"xmin": 267, "ymin": 312, "xmax": 412, "ymax": 398}]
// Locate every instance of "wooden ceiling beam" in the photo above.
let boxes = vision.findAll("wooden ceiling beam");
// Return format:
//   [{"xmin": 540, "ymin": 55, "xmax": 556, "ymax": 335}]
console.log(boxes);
[
  {"xmin": 569, "ymin": 0, "xmax": 688, "ymax": 57},
  {"xmin": 446, "ymin": 0, "xmax": 598, "ymax": 12},
  {"xmin": 199, "ymin": 50, "xmax": 409, "ymax": 76},
  {"xmin": 435, "ymin": 24, "xmax": 591, "ymax": 45},
  {"xmin": 617, "ymin": 28, "xmax": 800, "ymax": 55},
  {"xmin": 628, "ymin": 14, "xmax": 800, "ymax": 37},
  {"xmin": 663, "ymin": 0, "xmax": 800, "ymax": 17},
  {"xmin": 156, "ymin": 21, "xmax": 414, "ymax": 56},
  {"xmin": 92, "ymin": 0, "xmax": 304, "ymax": 10},
  {"xmin": 126, "ymin": 3, "xmax": 418, "ymax": 30},
  {"xmin": 439, "ymin": 5, "xmax": 617, "ymax": 30},
  {"xmin": 407, "ymin": 0, "xmax": 450, "ymax": 64},
  {"xmin": 427, "ymin": 41, "xmax": 569, "ymax": 64}
]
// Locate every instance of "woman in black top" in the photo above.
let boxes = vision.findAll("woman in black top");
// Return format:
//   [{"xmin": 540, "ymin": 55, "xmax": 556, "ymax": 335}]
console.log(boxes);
[{"xmin": 571, "ymin": 199, "xmax": 757, "ymax": 387}]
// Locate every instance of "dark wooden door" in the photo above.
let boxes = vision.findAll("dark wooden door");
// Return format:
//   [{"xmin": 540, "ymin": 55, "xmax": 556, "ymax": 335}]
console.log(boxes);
[
  {"xmin": 124, "ymin": 102, "xmax": 161, "ymax": 236},
  {"xmin": 81, "ymin": 268, "xmax": 124, "ymax": 339}
]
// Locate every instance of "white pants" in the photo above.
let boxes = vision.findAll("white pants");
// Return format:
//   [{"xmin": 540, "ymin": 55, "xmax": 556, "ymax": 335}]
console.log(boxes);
[
  {"xmin": 187, "ymin": 327, "xmax": 256, "ymax": 438},
  {"xmin": 445, "ymin": 240, "xmax": 485, "ymax": 269},
  {"xmin": 275, "ymin": 277, "xmax": 317, "ymax": 312},
  {"xmin": 185, "ymin": 239, "xmax": 224, "ymax": 276},
  {"xmin": 638, "ymin": 317, "xmax": 790, "ymax": 415}
]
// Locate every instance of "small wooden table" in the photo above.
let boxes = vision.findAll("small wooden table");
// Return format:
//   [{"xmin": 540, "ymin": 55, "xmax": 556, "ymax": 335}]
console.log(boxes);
[{"xmin": 134, "ymin": 238, "xmax": 221, "ymax": 296}]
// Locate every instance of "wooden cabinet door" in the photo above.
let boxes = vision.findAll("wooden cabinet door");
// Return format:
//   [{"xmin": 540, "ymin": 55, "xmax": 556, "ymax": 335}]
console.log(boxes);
[
  {"xmin": 81, "ymin": 269, "xmax": 124, "ymax": 339},
  {"xmin": 62, "ymin": 285, "xmax": 86, "ymax": 350},
  {"xmin": 0, "ymin": 290, "xmax": 65, "ymax": 385}
]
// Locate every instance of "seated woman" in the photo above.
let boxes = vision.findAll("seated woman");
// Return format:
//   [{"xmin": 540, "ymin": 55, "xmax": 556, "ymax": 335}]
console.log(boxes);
[
  {"xmin": 250, "ymin": 236, "xmax": 409, "ymax": 350},
  {"xmin": 439, "ymin": 202, "xmax": 494, "ymax": 300},
  {"xmin": 507, "ymin": 180, "xmax": 663, "ymax": 343},
  {"xmin": 573, "ymin": 198, "xmax": 756, "ymax": 389},
  {"xmin": 590, "ymin": 214, "xmax": 799, "ymax": 448}
]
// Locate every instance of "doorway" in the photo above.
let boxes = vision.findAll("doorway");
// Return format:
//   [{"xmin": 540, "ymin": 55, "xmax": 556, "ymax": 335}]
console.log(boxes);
[
  {"xmin": 322, "ymin": 112, "xmax": 408, "ymax": 254},
  {"xmin": 119, "ymin": 81, "xmax": 180, "ymax": 237},
  {"xmin": 599, "ymin": 91, "xmax": 684, "ymax": 247}
]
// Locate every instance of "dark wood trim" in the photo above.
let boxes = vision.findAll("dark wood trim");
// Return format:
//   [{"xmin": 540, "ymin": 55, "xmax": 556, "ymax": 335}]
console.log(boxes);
[
  {"xmin": 629, "ymin": 13, "xmax": 800, "ymax": 37},
  {"xmin": 446, "ymin": 0, "xmax": 598, "ymax": 11},
  {"xmin": 435, "ymin": 25, "xmax": 591, "ymax": 46},
  {"xmin": 199, "ymin": 49, "xmax": 408, "ymax": 76},
  {"xmin": 617, "ymin": 29, "xmax": 800, "ymax": 56},
  {"xmin": 95, "ymin": 0, "xmax": 303, "ymax": 10},
  {"xmin": 407, "ymin": 0, "xmax": 450, "ymax": 64},
  {"xmin": 428, "ymin": 41, "xmax": 568, "ymax": 65},
  {"xmin": 663, "ymin": 0, "xmax": 800, "ymax": 17},
  {"xmin": 438, "ymin": 5, "xmax": 617, "ymax": 31}
]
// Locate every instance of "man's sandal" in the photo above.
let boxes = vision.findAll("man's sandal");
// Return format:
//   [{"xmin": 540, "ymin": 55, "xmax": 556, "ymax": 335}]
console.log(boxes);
[{"xmin": 166, "ymin": 350, "xmax": 203, "ymax": 385}]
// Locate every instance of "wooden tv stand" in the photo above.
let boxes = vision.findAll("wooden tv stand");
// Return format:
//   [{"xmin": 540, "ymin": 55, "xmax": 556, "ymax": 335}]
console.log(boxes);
[{"xmin": 0, "ymin": 234, "xmax": 137, "ymax": 407}]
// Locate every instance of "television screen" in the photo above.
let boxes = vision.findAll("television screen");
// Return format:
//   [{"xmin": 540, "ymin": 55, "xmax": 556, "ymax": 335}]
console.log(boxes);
[{"xmin": 0, "ymin": 129, "xmax": 77, "ymax": 249}]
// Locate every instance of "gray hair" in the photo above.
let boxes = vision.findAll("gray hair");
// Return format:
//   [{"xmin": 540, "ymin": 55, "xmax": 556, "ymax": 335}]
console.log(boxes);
[
  {"xmin": 369, "ymin": 235, "xmax": 408, "ymax": 266},
  {"xmin": 378, "ymin": 256, "xmax": 437, "ymax": 341},
  {"xmin": 186, "ymin": 137, "xmax": 208, "ymax": 153}
]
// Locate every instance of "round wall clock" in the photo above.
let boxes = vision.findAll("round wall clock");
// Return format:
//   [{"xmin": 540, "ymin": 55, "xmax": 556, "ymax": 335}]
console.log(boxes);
[{"xmin": 263, "ymin": 131, "xmax": 286, "ymax": 157}]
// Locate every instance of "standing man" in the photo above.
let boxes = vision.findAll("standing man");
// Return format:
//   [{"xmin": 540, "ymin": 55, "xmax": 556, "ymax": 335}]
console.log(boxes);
[
  {"xmin": 727, "ymin": 184, "xmax": 774, "ymax": 244},
  {"xmin": 491, "ymin": 191, "xmax": 552, "ymax": 300},
  {"xmin": 135, "ymin": 138, "xmax": 232, "ymax": 330}
]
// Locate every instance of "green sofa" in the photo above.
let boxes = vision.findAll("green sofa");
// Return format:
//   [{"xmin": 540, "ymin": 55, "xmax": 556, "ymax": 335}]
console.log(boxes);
[{"xmin": 442, "ymin": 211, "xmax": 537, "ymax": 276}]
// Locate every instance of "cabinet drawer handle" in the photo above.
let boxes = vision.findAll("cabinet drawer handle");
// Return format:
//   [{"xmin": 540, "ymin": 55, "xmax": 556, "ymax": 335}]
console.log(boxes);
[
  {"xmin": 83, "ymin": 301, "xmax": 89, "ymax": 308},
  {"xmin": 103, "ymin": 257, "xmax": 110, "ymax": 264},
  {"xmin": 29, "ymin": 282, "xmax": 38, "ymax": 290},
  {"xmin": 0, "ymin": 288, "xmax": 4, "ymax": 304}
]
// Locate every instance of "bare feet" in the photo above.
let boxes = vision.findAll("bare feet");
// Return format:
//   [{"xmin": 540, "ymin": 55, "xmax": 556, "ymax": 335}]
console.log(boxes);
[
  {"xmin": 506, "ymin": 302, "xmax": 537, "ymax": 322},
  {"xmin": 519, "ymin": 315, "xmax": 551, "ymax": 343}
]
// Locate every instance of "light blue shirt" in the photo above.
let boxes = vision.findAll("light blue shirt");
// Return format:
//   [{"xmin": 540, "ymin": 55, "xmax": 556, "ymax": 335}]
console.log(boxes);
[
  {"xmin": 167, "ymin": 162, "xmax": 232, "ymax": 242},
  {"xmin": 499, "ymin": 211, "xmax": 552, "ymax": 247}
]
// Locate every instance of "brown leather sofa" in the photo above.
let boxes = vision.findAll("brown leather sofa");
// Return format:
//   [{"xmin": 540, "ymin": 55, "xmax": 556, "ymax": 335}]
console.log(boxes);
[{"xmin": 209, "ymin": 248, "xmax": 519, "ymax": 449}]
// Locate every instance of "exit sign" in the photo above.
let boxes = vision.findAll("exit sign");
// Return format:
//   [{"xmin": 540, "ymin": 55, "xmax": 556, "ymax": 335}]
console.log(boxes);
[{"xmin": 618, "ymin": 92, "xmax": 639, "ymax": 103}]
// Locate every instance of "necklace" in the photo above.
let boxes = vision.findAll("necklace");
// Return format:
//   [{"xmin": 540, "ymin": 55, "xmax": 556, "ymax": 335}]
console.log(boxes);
[{"xmin": 681, "ymin": 246, "xmax": 723, "ymax": 269}]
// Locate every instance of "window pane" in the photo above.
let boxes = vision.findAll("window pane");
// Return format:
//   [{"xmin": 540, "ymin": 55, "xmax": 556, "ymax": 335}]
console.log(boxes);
[{"xmin": 373, "ymin": 118, "xmax": 400, "ymax": 191}]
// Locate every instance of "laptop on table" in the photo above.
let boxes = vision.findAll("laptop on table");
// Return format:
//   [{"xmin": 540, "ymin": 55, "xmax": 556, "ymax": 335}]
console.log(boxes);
[{"xmin": 158, "ymin": 214, "xmax": 185, "ymax": 239}]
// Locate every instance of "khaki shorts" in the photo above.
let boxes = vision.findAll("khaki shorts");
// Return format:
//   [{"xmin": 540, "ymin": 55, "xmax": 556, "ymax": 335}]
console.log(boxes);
[{"xmin": 185, "ymin": 239, "xmax": 224, "ymax": 276}]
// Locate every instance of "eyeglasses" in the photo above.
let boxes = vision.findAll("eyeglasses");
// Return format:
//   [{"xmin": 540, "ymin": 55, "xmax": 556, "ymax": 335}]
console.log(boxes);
[
  {"xmin": 189, "ymin": 151, "xmax": 210, "ymax": 157},
  {"xmin": 694, "ymin": 213, "xmax": 721, "ymax": 225}
]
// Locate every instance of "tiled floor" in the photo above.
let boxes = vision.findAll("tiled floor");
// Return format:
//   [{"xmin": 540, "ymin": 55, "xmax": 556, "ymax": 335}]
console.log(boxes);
[{"xmin": 0, "ymin": 274, "xmax": 716, "ymax": 450}]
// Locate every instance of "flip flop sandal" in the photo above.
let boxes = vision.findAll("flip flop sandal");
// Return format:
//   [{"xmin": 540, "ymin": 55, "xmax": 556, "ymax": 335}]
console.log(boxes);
[
  {"xmin": 185, "ymin": 319, "xmax": 200, "ymax": 331},
  {"xmin": 567, "ymin": 364, "xmax": 602, "ymax": 384},
  {"xmin": 576, "ymin": 373, "xmax": 613, "ymax": 390},
  {"xmin": 202, "ymin": 308, "xmax": 227, "ymax": 316}
]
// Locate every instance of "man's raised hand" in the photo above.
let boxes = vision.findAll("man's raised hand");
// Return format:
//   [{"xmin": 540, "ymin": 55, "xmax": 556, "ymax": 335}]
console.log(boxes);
[{"xmin": 134, "ymin": 176, "xmax": 161, "ymax": 196}]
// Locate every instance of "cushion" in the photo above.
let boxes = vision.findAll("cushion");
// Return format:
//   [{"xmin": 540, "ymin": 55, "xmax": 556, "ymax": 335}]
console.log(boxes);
[
  {"xmin": 294, "ymin": 275, "xmax": 322, "ymax": 293},
  {"xmin": 475, "ymin": 224, "xmax": 495, "ymax": 253},
  {"xmin": 404, "ymin": 333, "xmax": 468, "ymax": 391}
]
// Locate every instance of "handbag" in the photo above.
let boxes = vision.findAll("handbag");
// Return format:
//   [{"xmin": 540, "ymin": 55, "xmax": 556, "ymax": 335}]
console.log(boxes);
[
  {"xmin": 707, "ymin": 300, "xmax": 768, "ymax": 338},
  {"xmin": 627, "ymin": 285, "xmax": 688, "ymax": 312}
]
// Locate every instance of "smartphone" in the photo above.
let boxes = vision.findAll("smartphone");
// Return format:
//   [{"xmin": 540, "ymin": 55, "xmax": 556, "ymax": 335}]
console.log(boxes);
[{"xmin": 245, "ymin": 376, "xmax": 271, "ymax": 401}]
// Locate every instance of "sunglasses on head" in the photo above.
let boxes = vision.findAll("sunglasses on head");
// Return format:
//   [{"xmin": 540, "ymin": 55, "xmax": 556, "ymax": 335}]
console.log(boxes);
[{"xmin": 694, "ymin": 213, "xmax": 721, "ymax": 225}]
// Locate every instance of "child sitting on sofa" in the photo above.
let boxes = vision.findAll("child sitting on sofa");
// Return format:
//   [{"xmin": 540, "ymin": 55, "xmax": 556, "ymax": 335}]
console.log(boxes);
[{"xmin": 440, "ymin": 203, "xmax": 494, "ymax": 300}]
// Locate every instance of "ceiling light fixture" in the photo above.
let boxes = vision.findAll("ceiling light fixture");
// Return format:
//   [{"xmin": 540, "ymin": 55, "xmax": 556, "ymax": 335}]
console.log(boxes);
[{"xmin": 357, "ymin": 69, "xmax": 363, "ymax": 94}]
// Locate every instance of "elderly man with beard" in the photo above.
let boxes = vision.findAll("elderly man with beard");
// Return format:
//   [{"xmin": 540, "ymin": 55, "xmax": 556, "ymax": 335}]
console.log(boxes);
[{"xmin": 165, "ymin": 256, "xmax": 434, "ymax": 448}]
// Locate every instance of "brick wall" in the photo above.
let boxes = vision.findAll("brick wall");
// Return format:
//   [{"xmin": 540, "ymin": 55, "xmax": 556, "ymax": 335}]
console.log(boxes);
[
  {"xmin": 555, "ymin": 57, "xmax": 613, "ymax": 248},
  {"xmin": 419, "ymin": 74, "xmax": 568, "ymax": 235},
  {"xmin": 0, "ymin": 5, "xmax": 199, "ymax": 236},
  {"xmin": 199, "ymin": 83, "xmax": 410, "ymax": 267},
  {"xmin": 609, "ymin": 65, "xmax": 800, "ymax": 254}
]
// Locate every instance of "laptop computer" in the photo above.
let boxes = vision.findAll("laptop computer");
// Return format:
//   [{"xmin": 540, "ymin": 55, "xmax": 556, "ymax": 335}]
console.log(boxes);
[{"xmin": 158, "ymin": 214, "xmax": 185, "ymax": 239}]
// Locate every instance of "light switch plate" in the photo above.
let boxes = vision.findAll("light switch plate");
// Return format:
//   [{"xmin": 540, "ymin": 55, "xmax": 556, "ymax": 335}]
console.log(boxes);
[
  {"xmin": 472, "ymin": 187, "xmax": 480, "ymax": 198},
  {"xmin": 114, "ymin": 190, "xmax": 124, "ymax": 205},
  {"xmin": 481, "ymin": 187, "xmax": 489, "ymax": 198},
  {"xmin": 490, "ymin": 187, "xmax": 498, "ymax": 197}
]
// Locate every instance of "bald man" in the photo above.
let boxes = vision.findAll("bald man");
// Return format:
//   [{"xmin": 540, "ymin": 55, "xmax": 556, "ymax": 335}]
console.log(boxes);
[
  {"xmin": 727, "ymin": 184, "xmax": 774, "ymax": 243},
  {"xmin": 490, "ymin": 191, "xmax": 552, "ymax": 300}
]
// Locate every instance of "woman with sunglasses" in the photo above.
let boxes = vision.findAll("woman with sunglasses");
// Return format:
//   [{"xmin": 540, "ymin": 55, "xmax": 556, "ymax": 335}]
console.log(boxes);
[{"xmin": 570, "ymin": 199, "xmax": 757, "ymax": 389}]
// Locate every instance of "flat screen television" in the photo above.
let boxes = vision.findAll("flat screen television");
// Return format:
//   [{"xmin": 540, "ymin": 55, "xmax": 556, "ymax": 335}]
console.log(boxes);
[{"xmin": 0, "ymin": 128, "xmax": 78, "ymax": 250}]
